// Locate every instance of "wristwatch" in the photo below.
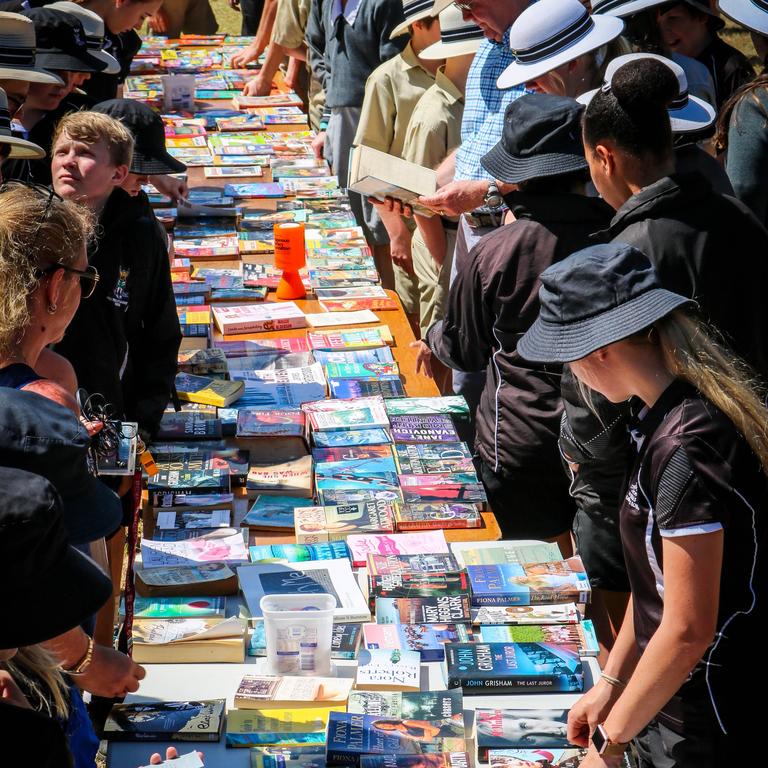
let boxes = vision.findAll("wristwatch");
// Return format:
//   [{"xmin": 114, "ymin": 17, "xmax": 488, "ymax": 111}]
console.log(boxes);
[
  {"xmin": 483, "ymin": 180, "xmax": 503, "ymax": 209},
  {"xmin": 591, "ymin": 724, "xmax": 629, "ymax": 758}
]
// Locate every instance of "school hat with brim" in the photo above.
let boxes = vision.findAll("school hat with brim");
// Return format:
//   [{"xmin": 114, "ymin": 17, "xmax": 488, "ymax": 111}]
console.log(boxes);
[
  {"xmin": 0, "ymin": 467, "xmax": 112, "ymax": 649},
  {"xmin": 718, "ymin": 0, "xmax": 768, "ymax": 34},
  {"xmin": 48, "ymin": 2, "xmax": 121, "ymax": 75},
  {"xmin": 23, "ymin": 8, "xmax": 108, "ymax": 74},
  {"xmin": 420, "ymin": 4, "xmax": 484, "ymax": 59},
  {"xmin": 93, "ymin": 98, "xmax": 187, "ymax": 174},
  {"xmin": 498, "ymin": 0, "xmax": 624, "ymax": 90},
  {"xmin": 390, "ymin": 0, "xmax": 438, "ymax": 39},
  {"xmin": 0, "ymin": 12, "xmax": 64, "ymax": 84},
  {"xmin": 577, "ymin": 52, "xmax": 715, "ymax": 133},
  {"xmin": 517, "ymin": 243, "xmax": 695, "ymax": 363},
  {"xmin": 481, "ymin": 93, "xmax": 588, "ymax": 183},
  {"xmin": 1, "ymin": 88, "xmax": 45, "ymax": 158},
  {"xmin": 0, "ymin": 388, "xmax": 122, "ymax": 546},
  {"xmin": 592, "ymin": 0, "xmax": 668, "ymax": 17}
]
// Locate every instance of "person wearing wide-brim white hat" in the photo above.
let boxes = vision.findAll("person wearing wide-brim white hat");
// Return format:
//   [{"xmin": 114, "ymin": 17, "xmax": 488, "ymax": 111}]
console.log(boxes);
[
  {"xmin": 402, "ymin": 4, "xmax": 485, "ymax": 340},
  {"xmin": 47, "ymin": 2, "xmax": 120, "ymax": 75},
  {"xmin": 0, "ymin": 86, "xmax": 45, "ymax": 181},
  {"xmin": 497, "ymin": 0, "xmax": 625, "ymax": 92},
  {"xmin": 0, "ymin": 12, "xmax": 64, "ymax": 117},
  {"xmin": 578, "ymin": 52, "xmax": 715, "ymax": 134},
  {"xmin": 419, "ymin": 2, "xmax": 484, "ymax": 60},
  {"xmin": 390, "ymin": 0, "xmax": 441, "ymax": 39}
]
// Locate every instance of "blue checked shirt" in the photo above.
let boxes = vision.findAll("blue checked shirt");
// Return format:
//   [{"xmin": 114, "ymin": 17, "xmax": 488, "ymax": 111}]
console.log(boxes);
[{"xmin": 455, "ymin": 31, "xmax": 525, "ymax": 181}]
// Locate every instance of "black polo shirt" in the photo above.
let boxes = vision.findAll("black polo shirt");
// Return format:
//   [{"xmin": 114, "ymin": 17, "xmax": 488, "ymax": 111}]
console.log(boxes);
[{"xmin": 621, "ymin": 380, "xmax": 767, "ymax": 737}]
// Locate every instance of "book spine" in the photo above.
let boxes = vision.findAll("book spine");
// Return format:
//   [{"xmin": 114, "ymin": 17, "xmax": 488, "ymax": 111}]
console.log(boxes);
[{"xmin": 447, "ymin": 673, "xmax": 571, "ymax": 694}]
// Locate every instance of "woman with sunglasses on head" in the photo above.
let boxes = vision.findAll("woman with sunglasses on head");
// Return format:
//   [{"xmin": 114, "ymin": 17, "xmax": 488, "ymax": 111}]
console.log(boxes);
[
  {"xmin": 0, "ymin": 182, "xmax": 97, "ymax": 412},
  {"xmin": 518, "ymin": 241, "xmax": 768, "ymax": 767}
]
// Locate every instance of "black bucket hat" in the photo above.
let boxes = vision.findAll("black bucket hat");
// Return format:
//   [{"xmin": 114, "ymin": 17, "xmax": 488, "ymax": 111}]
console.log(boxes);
[
  {"xmin": 481, "ymin": 93, "xmax": 588, "ymax": 184},
  {"xmin": 93, "ymin": 98, "xmax": 187, "ymax": 175},
  {"xmin": 0, "ymin": 467, "xmax": 112, "ymax": 649},
  {"xmin": 517, "ymin": 243, "xmax": 695, "ymax": 363},
  {"xmin": 0, "ymin": 388, "xmax": 122, "ymax": 545},
  {"xmin": 23, "ymin": 7, "xmax": 108, "ymax": 74}
]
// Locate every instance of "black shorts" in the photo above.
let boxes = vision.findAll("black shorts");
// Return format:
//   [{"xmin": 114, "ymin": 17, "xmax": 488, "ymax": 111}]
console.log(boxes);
[{"xmin": 477, "ymin": 457, "xmax": 576, "ymax": 540}]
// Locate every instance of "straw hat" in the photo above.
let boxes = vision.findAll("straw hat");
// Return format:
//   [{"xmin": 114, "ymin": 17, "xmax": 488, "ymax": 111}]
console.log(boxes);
[
  {"xmin": 390, "ymin": 0, "xmax": 439, "ymax": 40},
  {"xmin": 497, "ymin": 0, "xmax": 624, "ymax": 90},
  {"xmin": 0, "ymin": 87, "xmax": 45, "ymax": 159},
  {"xmin": 420, "ymin": 4, "xmax": 485, "ymax": 59},
  {"xmin": 0, "ymin": 11, "xmax": 64, "ymax": 84},
  {"xmin": 717, "ymin": 0, "xmax": 768, "ymax": 35}
]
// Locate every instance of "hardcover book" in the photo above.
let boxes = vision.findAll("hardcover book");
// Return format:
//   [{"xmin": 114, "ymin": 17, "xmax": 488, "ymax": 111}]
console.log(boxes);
[
  {"xmin": 238, "ymin": 559, "xmax": 370, "ymax": 621},
  {"xmin": 445, "ymin": 643, "xmax": 584, "ymax": 694},
  {"xmin": 466, "ymin": 558, "xmax": 591, "ymax": 606},
  {"xmin": 362, "ymin": 623, "xmax": 473, "ymax": 662},
  {"xmin": 346, "ymin": 689, "xmax": 463, "ymax": 720},
  {"xmin": 355, "ymin": 648, "xmax": 421, "ymax": 692},
  {"xmin": 375, "ymin": 596, "xmax": 472, "ymax": 626},
  {"xmin": 103, "ymin": 700, "xmax": 225, "ymax": 741},
  {"xmin": 234, "ymin": 675, "xmax": 353, "ymax": 709}
]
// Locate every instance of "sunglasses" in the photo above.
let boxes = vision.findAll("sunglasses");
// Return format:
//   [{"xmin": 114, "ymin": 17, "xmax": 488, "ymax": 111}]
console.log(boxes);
[{"xmin": 37, "ymin": 262, "xmax": 100, "ymax": 299}]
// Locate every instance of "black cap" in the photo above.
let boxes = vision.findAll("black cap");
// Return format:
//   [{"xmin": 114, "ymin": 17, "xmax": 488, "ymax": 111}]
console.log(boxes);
[
  {"xmin": 0, "ymin": 467, "xmax": 112, "ymax": 649},
  {"xmin": 517, "ymin": 243, "xmax": 696, "ymax": 363},
  {"xmin": 93, "ymin": 98, "xmax": 187, "ymax": 175},
  {"xmin": 481, "ymin": 93, "xmax": 588, "ymax": 184},
  {"xmin": 23, "ymin": 7, "xmax": 108, "ymax": 74},
  {"xmin": 0, "ymin": 388, "xmax": 122, "ymax": 545}
]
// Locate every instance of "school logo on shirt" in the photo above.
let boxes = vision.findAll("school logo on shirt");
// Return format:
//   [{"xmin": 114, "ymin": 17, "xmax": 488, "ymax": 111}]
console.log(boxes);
[
  {"xmin": 625, "ymin": 481, "xmax": 640, "ymax": 511},
  {"xmin": 108, "ymin": 267, "xmax": 130, "ymax": 309}
]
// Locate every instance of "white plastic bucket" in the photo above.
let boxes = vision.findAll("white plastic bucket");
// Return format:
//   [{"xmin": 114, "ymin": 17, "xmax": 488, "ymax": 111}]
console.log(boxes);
[{"xmin": 259, "ymin": 593, "xmax": 336, "ymax": 676}]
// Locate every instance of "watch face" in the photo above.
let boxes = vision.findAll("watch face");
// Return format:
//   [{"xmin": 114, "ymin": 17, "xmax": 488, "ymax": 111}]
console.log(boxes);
[{"xmin": 591, "ymin": 724, "xmax": 608, "ymax": 754}]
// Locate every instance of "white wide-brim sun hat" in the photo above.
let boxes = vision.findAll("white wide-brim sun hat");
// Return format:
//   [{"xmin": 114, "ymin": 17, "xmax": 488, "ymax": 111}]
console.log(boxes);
[
  {"xmin": 420, "ymin": 4, "xmax": 485, "ymax": 59},
  {"xmin": 0, "ymin": 11, "xmax": 65, "ymax": 84},
  {"xmin": 591, "ymin": 0, "xmax": 668, "ymax": 17},
  {"xmin": 497, "ymin": 0, "xmax": 624, "ymax": 90},
  {"xmin": 717, "ymin": 0, "xmax": 768, "ymax": 35},
  {"xmin": 577, "ymin": 52, "xmax": 716, "ymax": 133},
  {"xmin": 1, "ymin": 88, "xmax": 45, "ymax": 158},
  {"xmin": 390, "ymin": 0, "xmax": 439, "ymax": 39}
]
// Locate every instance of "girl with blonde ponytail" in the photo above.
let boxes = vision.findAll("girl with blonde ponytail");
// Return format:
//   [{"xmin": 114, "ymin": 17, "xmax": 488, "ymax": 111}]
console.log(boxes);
[{"xmin": 518, "ymin": 242, "xmax": 768, "ymax": 768}]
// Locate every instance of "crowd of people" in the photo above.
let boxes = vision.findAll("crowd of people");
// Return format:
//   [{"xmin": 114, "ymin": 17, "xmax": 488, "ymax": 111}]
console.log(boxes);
[{"xmin": 1, "ymin": 0, "xmax": 767, "ymax": 766}]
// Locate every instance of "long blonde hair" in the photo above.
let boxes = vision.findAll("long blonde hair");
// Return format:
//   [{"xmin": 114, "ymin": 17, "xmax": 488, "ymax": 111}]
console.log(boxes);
[
  {"xmin": 2, "ymin": 646, "xmax": 70, "ymax": 720},
  {"xmin": 0, "ymin": 184, "xmax": 94, "ymax": 358},
  {"xmin": 656, "ymin": 310, "xmax": 768, "ymax": 474}
]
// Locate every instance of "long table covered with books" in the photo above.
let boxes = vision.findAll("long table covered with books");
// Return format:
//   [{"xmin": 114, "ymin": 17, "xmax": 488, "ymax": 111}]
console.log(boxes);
[{"xmin": 108, "ymin": 35, "xmax": 599, "ymax": 768}]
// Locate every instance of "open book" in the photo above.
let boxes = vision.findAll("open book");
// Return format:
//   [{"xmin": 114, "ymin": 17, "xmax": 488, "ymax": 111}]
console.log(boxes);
[{"xmin": 348, "ymin": 144, "xmax": 437, "ymax": 216}]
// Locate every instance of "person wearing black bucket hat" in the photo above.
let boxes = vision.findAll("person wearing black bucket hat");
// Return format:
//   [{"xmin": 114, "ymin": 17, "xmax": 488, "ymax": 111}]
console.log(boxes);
[
  {"xmin": 518, "ymin": 242, "xmax": 768, "ymax": 766},
  {"xmin": 92, "ymin": 97, "xmax": 187, "ymax": 197},
  {"xmin": 415, "ymin": 93, "xmax": 612, "ymax": 560}
]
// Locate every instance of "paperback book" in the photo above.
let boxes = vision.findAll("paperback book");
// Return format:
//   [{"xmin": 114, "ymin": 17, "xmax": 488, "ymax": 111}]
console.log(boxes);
[
  {"xmin": 175, "ymin": 372, "xmax": 244, "ymax": 408},
  {"xmin": 479, "ymin": 620, "xmax": 599, "ymax": 656},
  {"xmin": 134, "ymin": 562, "xmax": 238, "ymax": 598},
  {"xmin": 475, "ymin": 709, "xmax": 569, "ymax": 753},
  {"xmin": 355, "ymin": 648, "xmax": 421, "ymax": 692},
  {"xmin": 140, "ymin": 529, "xmax": 249, "ymax": 568},
  {"xmin": 212, "ymin": 302, "xmax": 307, "ymax": 335},
  {"xmin": 294, "ymin": 501, "xmax": 396, "ymax": 544},
  {"xmin": 234, "ymin": 675, "xmax": 353, "ymax": 709},
  {"xmin": 103, "ymin": 700, "xmax": 225, "ymax": 741},
  {"xmin": 346, "ymin": 689, "xmax": 463, "ymax": 720},
  {"xmin": 345, "ymin": 530, "xmax": 448, "ymax": 568},
  {"xmin": 488, "ymin": 750, "xmax": 587, "ymax": 768},
  {"xmin": 361, "ymin": 754, "xmax": 471, "ymax": 768},
  {"xmin": 249, "ymin": 541, "xmax": 350, "ymax": 563},
  {"xmin": 450, "ymin": 541, "xmax": 563, "ymax": 568},
  {"xmin": 225, "ymin": 708, "xmax": 331, "ymax": 749},
  {"xmin": 242, "ymin": 495, "xmax": 315, "ymax": 530},
  {"xmin": 445, "ymin": 643, "xmax": 584, "ymax": 694},
  {"xmin": 312, "ymin": 428, "xmax": 391, "ymax": 448},
  {"xmin": 471, "ymin": 604, "xmax": 582, "ymax": 626},
  {"xmin": 362, "ymin": 623, "xmax": 473, "ymax": 662},
  {"xmin": 389, "ymin": 416, "xmax": 459, "ymax": 444},
  {"xmin": 375, "ymin": 596, "xmax": 472, "ymax": 626},
  {"xmin": 246, "ymin": 455, "xmax": 314, "ymax": 498},
  {"xmin": 394, "ymin": 503, "xmax": 481, "ymax": 531},
  {"xmin": 131, "ymin": 596, "xmax": 226, "ymax": 619},
  {"xmin": 330, "ymin": 379, "xmax": 405, "ymax": 400}
]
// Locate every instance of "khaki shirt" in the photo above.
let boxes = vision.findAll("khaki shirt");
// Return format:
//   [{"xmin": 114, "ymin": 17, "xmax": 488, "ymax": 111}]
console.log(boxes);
[
  {"xmin": 353, "ymin": 42, "xmax": 436, "ymax": 158},
  {"xmin": 402, "ymin": 66, "xmax": 464, "ymax": 170},
  {"xmin": 272, "ymin": 0, "xmax": 310, "ymax": 49}
]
